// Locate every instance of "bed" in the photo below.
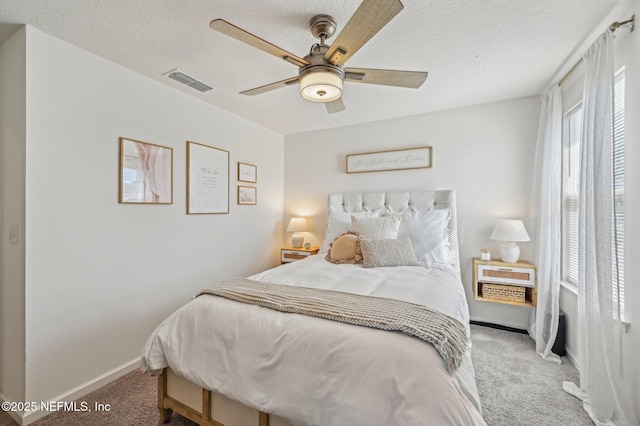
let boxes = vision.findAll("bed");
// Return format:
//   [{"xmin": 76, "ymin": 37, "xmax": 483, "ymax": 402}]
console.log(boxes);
[{"xmin": 142, "ymin": 190, "xmax": 486, "ymax": 426}]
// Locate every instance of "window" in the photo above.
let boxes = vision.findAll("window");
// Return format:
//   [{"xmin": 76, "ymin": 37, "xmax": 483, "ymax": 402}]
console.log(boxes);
[
  {"xmin": 561, "ymin": 67, "xmax": 625, "ymax": 320},
  {"xmin": 562, "ymin": 104, "xmax": 582, "ymax": 286},
  {"xmin": 612, "ymin": 67, "xmax": 625, "ymax": 320}
]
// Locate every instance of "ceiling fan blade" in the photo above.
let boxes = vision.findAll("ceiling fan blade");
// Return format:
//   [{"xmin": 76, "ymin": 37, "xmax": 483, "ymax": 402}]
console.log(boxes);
[
  {"xmin": 324, "ymin": 0, "xmax": 404, "ymax": 66},
  {"xmin": 240, "ymin": 76, "xmax": 300, "ymax": 96},
  {"xmin": 344, "ymin": 68, "xmax": 428, "ymax": 88},
  {"xmin": 325, "ymin": 98, "xmax": 346, "ymax": 114},
  {"xmin": 210, "ymin": 19, "xmax": 309, "ymax": 67}
]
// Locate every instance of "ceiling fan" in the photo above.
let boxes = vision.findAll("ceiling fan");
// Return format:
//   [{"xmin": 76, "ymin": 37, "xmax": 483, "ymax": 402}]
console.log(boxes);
[{"xmin": 209, "ymin": 0, "xmax": 428, "ymax": 114}]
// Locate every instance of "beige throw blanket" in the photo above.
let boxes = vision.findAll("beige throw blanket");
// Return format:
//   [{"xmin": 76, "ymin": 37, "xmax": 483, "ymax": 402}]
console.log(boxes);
[{"xmin": 197, "ymin": 278, "xmax": 468, "ymax": 373}]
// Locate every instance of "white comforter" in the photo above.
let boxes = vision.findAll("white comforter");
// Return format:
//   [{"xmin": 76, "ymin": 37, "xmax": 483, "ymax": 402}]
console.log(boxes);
[{"xmin": 142, "ymin": 256, "xmax": 486, "ymax": 426}]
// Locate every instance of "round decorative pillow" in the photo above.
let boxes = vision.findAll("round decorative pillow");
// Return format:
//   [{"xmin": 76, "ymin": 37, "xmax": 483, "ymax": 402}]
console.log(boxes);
[{"xmin": 325, "ymin": 231, "xmax": 362, "ymax": 264}]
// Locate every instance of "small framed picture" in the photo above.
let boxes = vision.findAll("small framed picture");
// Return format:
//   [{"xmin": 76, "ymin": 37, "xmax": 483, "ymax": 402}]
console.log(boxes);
[
  {"xmin": 238, "ymin": 186, "xmax": 256, "ymax": 205},
  {"xmin": 238, "ymin": 162, "xmax": 257, "ymax": 183}
]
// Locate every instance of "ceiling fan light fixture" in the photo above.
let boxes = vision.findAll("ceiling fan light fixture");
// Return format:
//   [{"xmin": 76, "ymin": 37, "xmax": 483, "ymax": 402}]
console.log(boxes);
[
  {"xmin": 211, "ymin": 2, "xmax": 428, "ymax": 113},
  {"xmin": 299, "ymin": 69, "xmax": 343, "ymax": 103}
]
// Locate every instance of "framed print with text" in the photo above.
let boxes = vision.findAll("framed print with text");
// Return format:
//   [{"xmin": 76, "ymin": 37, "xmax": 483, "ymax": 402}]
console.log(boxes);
[
  {"xmin": 346, "ymin": 146, "xmax": 432, "ymax": 174},
  {"xmin": 187, "ymin": 141, "xmax": 229, "ymax": 214},
  {"xmin": 238, "ymin": 162, "xmax": 257, "ymax": 183}
]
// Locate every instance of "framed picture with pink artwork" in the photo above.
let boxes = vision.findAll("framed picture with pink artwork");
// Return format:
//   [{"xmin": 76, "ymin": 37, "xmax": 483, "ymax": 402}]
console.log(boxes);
[{"xmin": 119, "ymin": 137, "xmax": 173, "ymax": 204}]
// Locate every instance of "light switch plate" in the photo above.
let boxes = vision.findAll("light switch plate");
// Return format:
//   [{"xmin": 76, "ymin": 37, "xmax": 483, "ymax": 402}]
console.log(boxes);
[{"xmin": 9, "ymin": 224, "xmax": 19, "ymax": 244}]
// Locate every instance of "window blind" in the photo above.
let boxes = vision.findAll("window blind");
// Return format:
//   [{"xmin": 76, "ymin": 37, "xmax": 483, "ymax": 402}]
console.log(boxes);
[
  {"xmin": 612, "ymin": 68, "xmax": 625, "ymax": 320},
  {"xmin": 563, "ymin": 105, "xmax": 582, "ymax": 285}
]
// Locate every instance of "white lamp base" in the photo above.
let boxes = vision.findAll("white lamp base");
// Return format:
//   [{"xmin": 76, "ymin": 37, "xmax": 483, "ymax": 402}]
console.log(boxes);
[
  {"xmin": 291, "ymin": 233, "xmax": 304, "ymax": 248},
  {"xmin": 499, "ymin": 242, "xmax": 520, "ymax": 264}
]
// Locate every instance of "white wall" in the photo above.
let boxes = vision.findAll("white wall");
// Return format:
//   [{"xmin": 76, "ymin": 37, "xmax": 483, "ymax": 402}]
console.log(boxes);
[
  {"xmin": 0, "ymin": 26, "xmax": 27, "ymax": 408},
  {"xmin": 1, "ymin": 25, "xmax": 285, "ymax": 423},
  {"xmin": 285, "ymin": 96, "xmax": 540, "ymax": 329}
]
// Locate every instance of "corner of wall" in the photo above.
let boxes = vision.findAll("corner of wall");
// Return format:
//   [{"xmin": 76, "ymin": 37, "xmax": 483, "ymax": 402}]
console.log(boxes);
[{"xmin": 0, "ymin": 24, "xmax": 28, "ymax": 404}]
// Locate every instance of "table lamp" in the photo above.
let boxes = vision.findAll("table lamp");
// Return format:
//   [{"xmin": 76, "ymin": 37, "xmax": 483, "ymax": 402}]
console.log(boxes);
[
  {"xmin": 490, "ymin": 219, "xmax": 530, "ymax": 263},
  {"xmin": 286, "ymin": 217, "xmax": 308, "ymax": 248}
]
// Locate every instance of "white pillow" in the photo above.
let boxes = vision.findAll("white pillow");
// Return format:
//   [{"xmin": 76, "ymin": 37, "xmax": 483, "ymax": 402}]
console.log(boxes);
[
  {"xmin": 422, "ymin": 238, "xmax": 454, "ymax": 265},
  {"xmin": 397, "ymin": 209, "xmax": 451, "ymax": 263},
  {"xmin": 351, "ymin": 216, "xmax": 401, "ymax": 240},
  {"xmin": 319, "ymin": 211, "xmax": 382, "ymax": 254}
]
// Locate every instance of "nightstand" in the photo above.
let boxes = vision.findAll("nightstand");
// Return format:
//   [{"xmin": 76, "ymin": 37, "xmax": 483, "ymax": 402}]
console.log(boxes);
[
  {"xmin": 281, "ymin": 246, "xmax": 320, "ymax": 264},
  {"xmin": 473, "ymin": 258, "xmax": 537, "ymax": 307}
]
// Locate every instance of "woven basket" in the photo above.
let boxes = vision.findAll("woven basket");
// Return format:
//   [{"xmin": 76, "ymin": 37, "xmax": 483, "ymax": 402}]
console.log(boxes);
[{"xmin": 483, "ymin": 283, "xmax": 526, "ymax": 303}]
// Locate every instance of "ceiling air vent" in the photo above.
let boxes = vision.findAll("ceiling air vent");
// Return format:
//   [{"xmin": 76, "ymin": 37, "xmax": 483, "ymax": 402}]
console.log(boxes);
[
  {"xmin": 188, "ymin": 81, "xmax": 214, "ymax": 93},
  {"xmin": 163, "ymin": 69, "xmax": 214, "ymax": 93}
]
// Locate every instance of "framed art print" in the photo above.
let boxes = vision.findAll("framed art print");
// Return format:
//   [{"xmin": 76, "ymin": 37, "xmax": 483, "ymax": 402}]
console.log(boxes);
[
  {"xmin": 238, "ymin": 162, "xmax": 257, "ymax": 183},
  {"xmin": 119, "ymin": 137, "xmax": 173, "ymax": 204},
  {"xmin": 238, "ymin": 186, "xmax": 256, "ymax": 205},
  {"xmin": 187, "ymin": 141, "xmax": 230, "ymax": 214}
]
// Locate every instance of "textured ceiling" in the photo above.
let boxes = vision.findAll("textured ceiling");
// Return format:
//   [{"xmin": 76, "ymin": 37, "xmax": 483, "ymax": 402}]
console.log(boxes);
[{"xmin": 0, "ymin": 0, "xmax": 633, "ymax": 134}]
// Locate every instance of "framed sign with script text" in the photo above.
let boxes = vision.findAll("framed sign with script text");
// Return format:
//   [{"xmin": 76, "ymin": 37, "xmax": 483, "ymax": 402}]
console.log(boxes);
[{"xmin": 346, "ymin": 146, "xmax": 432, "ymax": 174}]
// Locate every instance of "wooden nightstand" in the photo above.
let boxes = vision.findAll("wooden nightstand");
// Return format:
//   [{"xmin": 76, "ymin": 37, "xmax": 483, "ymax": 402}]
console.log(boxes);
[
  {"xmin": 473, "ymin": 258, "xmax": 537, "ymax": 307},
  {"xmin": 281, "ymin": 246, "xmax": 319, "ymax": 264}
]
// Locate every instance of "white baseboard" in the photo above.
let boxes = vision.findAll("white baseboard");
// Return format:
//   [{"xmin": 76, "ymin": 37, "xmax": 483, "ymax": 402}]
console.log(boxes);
[
  {"xmin": 0, "ymin": 391, "xmax": 23, "ymax": 425},
  {"xmin": 564, "ymin": 346, "xmax": 580, "ymax": 371},
  {"xmin": 14, "ymin": 358, "xmax": 141, "ymax": 426}
]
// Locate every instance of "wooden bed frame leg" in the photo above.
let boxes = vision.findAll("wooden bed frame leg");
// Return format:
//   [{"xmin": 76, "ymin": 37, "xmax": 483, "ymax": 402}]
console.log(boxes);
[
  {"xmin": 158, "ymin": 369, "xmax": 173, "ymax": 423},
  {"xmin": 159, "ymin": 406, "xmax": 173, "ymax": 424}
]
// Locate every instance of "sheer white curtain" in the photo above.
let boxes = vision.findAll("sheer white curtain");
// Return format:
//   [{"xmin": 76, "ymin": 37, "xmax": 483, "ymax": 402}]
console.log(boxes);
[
  {"xmin": 562, "ymin": 29, "xmax": 636, "ymax": 426},
  {"xmin": 528, "ymin": 85, "xmax": 562, "ymax": 363}
]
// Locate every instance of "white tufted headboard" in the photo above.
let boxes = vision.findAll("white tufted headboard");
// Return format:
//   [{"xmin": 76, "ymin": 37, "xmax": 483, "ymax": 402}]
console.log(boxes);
[{"xmin": 327, "ymin": 190, "xmax": 461, "ymax": 276}]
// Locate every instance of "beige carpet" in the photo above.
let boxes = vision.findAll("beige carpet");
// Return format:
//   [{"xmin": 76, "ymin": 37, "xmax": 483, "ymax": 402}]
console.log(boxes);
[
  {"xmin": 0, "ymin": 372, "xmax": 195, "ymax": 426},
  {"xmin": 0, "ymin": 324, "xmax": 591, "ymax": 425},
  {"xmin": 470, "ymin": 324, "xmax": 592, "ymax": 425}
]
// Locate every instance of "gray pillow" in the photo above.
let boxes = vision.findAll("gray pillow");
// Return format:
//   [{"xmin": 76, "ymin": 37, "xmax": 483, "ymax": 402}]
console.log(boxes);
[{"xmin": 360, "ymin": 238, "xmax": 418, "ymax": 268}]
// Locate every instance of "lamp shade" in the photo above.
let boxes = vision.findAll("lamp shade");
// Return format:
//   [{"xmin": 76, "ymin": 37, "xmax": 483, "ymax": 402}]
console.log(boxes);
[
  {"xmin": 286, "ymin": 217, "xmax": 308, "ymax": 233},
  {"xmin": 490, "ymin": 220, "xmax": 530, "ymax": 242},
  {"xmin": 300, "ymin": 70, "xmax": 343, "ymax": 103}
]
